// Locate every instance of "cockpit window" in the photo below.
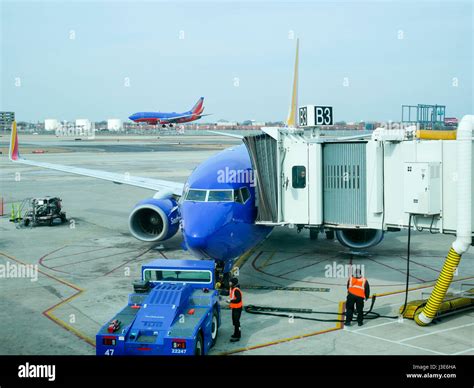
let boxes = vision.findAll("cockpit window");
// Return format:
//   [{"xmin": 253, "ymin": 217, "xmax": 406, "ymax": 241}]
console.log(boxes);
[
  {"xmin": 185, "ymin": 189, "xmax": 207, "ymax": 201},
  {"xmin": 184, "ymin": 188, "xmax": 251, "ymax": 203},
  {"xmin": 234, "ymin": 190, "xmax": 243, "ymax": 203},
  {"xmin": 240, "ymin": 187, "xmax": 251, "ymax": 203},
  {"xmin": 207, "ymin": 190, "xmax": 233, "ymax": 202}
]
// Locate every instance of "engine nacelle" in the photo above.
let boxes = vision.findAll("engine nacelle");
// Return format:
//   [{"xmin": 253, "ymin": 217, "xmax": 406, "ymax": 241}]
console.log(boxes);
[
  {"xmin": 129, "ymin": 198, "xmax": 180, "ymax": 242},
  {"xmin": 335, "ymin": 228, "xmax": 384, "ymax": 250}
]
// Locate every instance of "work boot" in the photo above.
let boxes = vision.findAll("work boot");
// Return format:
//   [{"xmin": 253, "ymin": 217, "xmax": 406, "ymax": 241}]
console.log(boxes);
[
  {"xmin": 358, "ymin": 321, "xmax": 363, "ymax": 327},
  {"xmin": 345, "ymin": 321, "xmax": 351, "ymax": 326},
  {"xmin": 230, "ymin": 337, "xmax": 240, "ymax": 342}
]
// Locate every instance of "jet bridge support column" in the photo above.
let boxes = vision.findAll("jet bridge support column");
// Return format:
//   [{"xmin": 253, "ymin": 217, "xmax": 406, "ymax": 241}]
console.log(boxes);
[{"xmin": 415, "ymin": 115, "xmax": 473, "ymax": 326}]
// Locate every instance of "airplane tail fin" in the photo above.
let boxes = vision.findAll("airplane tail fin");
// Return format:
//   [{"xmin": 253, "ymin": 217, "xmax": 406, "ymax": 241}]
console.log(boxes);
[
  {"xmin": 191, "ymin": 97, "xmax": 204, "ymax": 115},
  {"xmin": 286, "ymin": 38, "xmax": 299, "ymax": 128},
  {"xmin": 9, "ymin": 121, "xmax": 20, "ymax": 161}
]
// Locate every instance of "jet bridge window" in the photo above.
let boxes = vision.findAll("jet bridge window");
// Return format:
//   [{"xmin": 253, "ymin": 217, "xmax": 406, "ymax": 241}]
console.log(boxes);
[
  {"xmin": 143, "ymin": 269, "xmax": 212, "ymax": 283},
  {"xmin": 292, "ymin": 166, "xmax": 306, "ymax": 189}
]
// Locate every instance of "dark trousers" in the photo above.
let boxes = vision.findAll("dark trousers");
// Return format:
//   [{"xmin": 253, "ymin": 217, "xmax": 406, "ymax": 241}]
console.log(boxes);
[
  {"xmin": 345, "ymin": 293, "xmax": 364, "ymax": 324},
  {"xmin": 231, "ymin": 308, "xmax": 242, "ymax": 338}
]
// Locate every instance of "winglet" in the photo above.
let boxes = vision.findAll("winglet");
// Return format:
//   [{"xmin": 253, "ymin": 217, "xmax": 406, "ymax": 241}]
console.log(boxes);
[
  {"xmin": 9, "ymin": 121, "xmax": 20, "ymax": 161},
  {"xmin": 286, "ymin": 38, "xmax": 299, "ymax": 128}
]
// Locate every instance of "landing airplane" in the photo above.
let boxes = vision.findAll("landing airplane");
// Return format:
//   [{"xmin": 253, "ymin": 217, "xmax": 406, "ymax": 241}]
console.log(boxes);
[
  {"xmin": 128, "ymin": 97, "xmax": 211, "ymax": 127},
  {"xmin": 9, "ymin": 40, "xmax": 383, "ymax": 282}
]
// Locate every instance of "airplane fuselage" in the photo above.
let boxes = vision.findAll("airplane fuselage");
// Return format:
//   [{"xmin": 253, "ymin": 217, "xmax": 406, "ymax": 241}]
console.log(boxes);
[
  {"xmin": 129, "ymin": 111, "xmax": 200, "ymax": 125},
  {"xmin": 180, "ymin": 144, "xmax": 273, "ymax": 265}
]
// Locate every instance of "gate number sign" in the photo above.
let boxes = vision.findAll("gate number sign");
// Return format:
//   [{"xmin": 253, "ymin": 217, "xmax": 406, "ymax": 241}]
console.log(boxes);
[
  {"xmin": 298, "ymin": 105, "xmax": 333, "ymax": 127},
  {"xmin": 299, "ymin": 106, "xmax": 308, "ymax": 126},
  {"xmin": 315, "ymin": 106, "xmax": 333, "ymax": 125}
]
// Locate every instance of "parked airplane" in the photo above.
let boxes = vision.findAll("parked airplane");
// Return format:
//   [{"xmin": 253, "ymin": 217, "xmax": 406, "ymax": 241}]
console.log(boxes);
[
  {"xmin": 128, "ymin": 97, "xmax": 210, "ymax": 127},
  {"xmin": 9, "ymin": 40, "xmax": 382, "ymax": 281}
]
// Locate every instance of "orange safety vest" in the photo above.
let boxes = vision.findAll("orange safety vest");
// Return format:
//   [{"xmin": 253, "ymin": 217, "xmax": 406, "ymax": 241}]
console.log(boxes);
[
  {"xmin": 229, "ymin": 287, "xmax": 243, "ymax": 309},
  {"xmin": 348, "ymin": 276, "xmax": 366, "ymax": 298}
]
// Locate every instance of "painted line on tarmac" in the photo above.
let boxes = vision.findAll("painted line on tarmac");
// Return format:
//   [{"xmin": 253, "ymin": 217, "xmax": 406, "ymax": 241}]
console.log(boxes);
[
  {"xmin": 102, "ymin": 247, "xmax": 155, "ymax": 276},
  {"xmin": 51, "ymin": 249, "xmax": 140, "ymax": 269},
  {"xmin": 41, "ymin": 246, "xmax": 110, "ymax": 262},
  {"xmin": 259, "ymin": 251, "xmax": 275, "ymax": 269},
  {"xmin": 398, "ymin": 322, "xmax": 474, "ymax": 343},
  {"xmin": 219, "ymin": 275, "xmax": 474, "ymax": 355},
  {"xmin": 39, "ymin": 245, "xmax": 152, "ymax": 277},
  {"xmin": 452, "ymin": 347, "xmax": 474, "ymax": 355},
  {"xmin": 158, "ymin": 250, "xmax": 169, "ymax": 259},
  {"xmin": 374, "ymin": 276, "xmax": 474, "ymax": 298},
  {"xmin": 346, "ymin": 329, "xmax": 446, "ymax": 355},
  {"xmin": 353, "ymin": 320, "xmax": 400, "ymax": 332},
  {"xmin": 278, "ymin": 258, "xmax": 330, "ymax": 277},
  {"xmin": 233, "ymin": 247, "xmax": 258, "ymax": 270},
  {"xmin": 0, "ymin": 251, "xmax": 96, "ymax": 348},
  {"xmin": 251, "ymin": 252, "xmax": 472, "ymax": 288},
  {"xmin": 218, "ymin": 301, "xmax": 345, "ymax": 355},
  {"xmin": 241, "ymin": 285, "xmax": 330, "ymax": 292},
  {"xmin": 399, "ymin": 255, "xmax": 443, "ymax": 274},
  {"xmin": 365, "ymin": 256, "xmax": 428, "ymax": 283},
  {"xmin": 259, "ymin": 251, "xmax": 308, "ymax": 268}
]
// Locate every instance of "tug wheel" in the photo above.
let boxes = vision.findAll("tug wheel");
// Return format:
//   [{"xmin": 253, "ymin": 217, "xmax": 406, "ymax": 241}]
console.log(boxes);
[
  {"xmin": 211, "ymin": 308, "xmax": 219, "ymax": 347},
  {"xmin": 194, "ymin": 331, "xmax": 204, "ymax": 356}
]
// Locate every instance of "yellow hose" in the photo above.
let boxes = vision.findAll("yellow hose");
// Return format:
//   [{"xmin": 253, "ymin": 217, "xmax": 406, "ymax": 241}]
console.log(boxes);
[
  {"xmin": 416, "ymin": 130, "xmax": 457, "ymax": 140},
  {"xmin": 414, "ymin": 247, "xmax": 461, "ymax": 325}
]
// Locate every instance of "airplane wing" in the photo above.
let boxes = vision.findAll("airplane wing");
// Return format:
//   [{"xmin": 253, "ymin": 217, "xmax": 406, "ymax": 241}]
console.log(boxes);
[
  {"xmin": 8, "ymin": 122, "xmax": 184, "ymax": 196},
  {"xmin": 207, "ymin": 130, "xmax": 243, "ymax": 139}
]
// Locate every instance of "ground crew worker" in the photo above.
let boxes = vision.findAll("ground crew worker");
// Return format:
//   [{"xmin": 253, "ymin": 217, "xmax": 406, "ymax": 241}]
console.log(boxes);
[
  {"xmin": 227, "ymin": 277, "xmax": 243, "ymax": 342},
  {"xmin": 345, "ymin": 268, "xmax": 370, "ymax": 326}
]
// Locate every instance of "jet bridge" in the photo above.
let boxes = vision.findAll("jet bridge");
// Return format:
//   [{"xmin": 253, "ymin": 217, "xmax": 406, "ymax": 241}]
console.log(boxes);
[{"xmin": 243, "ymin": 126, "xmax": 474, "ymax": 248}]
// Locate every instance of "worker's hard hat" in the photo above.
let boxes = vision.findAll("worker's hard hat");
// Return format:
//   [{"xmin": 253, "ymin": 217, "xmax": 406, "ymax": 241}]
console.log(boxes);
[{"xmin": 229, "ymin": 277, "xmax": 239, "ymax": 286}]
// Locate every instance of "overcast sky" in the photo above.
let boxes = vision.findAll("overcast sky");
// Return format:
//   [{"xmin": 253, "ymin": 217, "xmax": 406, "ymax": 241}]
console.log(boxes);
[{"xmin": 1, "ymin": 0, "xmax": 472, "ymax": 123}]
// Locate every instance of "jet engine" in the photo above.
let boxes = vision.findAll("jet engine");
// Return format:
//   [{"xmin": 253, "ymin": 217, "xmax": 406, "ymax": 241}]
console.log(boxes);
[
  {"xmin": 129, "ymin": 198, "xmax": 180, "ymax": 242},
  {"xmin": 335, "ymin": 228, "xmax": 384, "ymax": 250}
]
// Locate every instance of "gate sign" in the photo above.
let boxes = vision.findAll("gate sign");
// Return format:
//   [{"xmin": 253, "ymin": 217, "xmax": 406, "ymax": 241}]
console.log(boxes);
[
  {"xmin": 314, "ymin": 106, "xmax": 333, "ymax": 125},
  {"xmin": 298, "ymin": 105, "xmax": 333, "ymax": 127},
  {"xmin": 299, "ymin": 106, "xmax": 308, "ymax": 126}
]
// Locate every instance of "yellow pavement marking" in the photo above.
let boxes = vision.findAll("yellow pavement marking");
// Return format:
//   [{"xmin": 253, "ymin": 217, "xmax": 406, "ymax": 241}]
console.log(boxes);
[
  {"xmin": 0, "ymin": 251, "xmax": 96, "ymax": 347},
  {"xmin": 260, "ymin": 251, "xmax": 275, "ymax": 269},
  {"xmin": 218, "ymin": 301, "xmax": 345, "ymax": 355}
]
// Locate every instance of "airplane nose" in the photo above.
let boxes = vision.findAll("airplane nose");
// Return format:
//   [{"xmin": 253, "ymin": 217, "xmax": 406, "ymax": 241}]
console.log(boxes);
[
  {"xmin": 128, "ymin": 114, "xmax": 135, "ymax": 121},
  {"xmin": 185, "ymin": 235, "xmax": 208, "ymax": 253},
  {"xmin": 181, "ymin": 202, "xmax": 233, "ymax": 258}
]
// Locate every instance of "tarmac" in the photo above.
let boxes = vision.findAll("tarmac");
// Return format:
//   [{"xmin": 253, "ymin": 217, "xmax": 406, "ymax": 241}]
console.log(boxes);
[{"xmin": 0, "ymin": 134, "xmax": 473, "ymax": 355}]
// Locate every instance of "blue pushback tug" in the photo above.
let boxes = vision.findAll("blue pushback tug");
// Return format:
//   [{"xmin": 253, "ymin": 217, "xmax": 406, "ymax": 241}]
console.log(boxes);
[{"xmin": 96, "ymin": 259, "xmax": 221, "ymax": 356}]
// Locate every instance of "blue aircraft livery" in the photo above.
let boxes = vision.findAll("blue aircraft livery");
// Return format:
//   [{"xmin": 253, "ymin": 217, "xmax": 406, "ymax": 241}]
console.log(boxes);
[{"xmin": 128, "ymin": 97, "xmax": 209, "ymax": 126}]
